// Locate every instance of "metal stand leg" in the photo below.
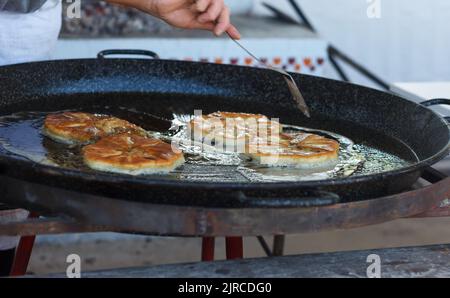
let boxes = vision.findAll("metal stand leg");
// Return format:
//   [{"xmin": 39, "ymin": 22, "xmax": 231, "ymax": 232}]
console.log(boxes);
[
  {"xmin": 201, "ymin": 237, "xmax": 215, "ymax": 261},
  {"xmin": 257, "ymin": 236, "xmax": 273, "ymax": 257},
  {"xmin": 0, "ymin": 248, "xmax": 15, "ymax": 276},
  {"xmin": 272, "ymin": 235, "xmax": 285, "ymax": 256},
  {"xmin": 9, "ymin": 235, "xmax": 35, "ymax": 276},
  {"xmin": 225, "ymin": 237, "xmax": 243, "ymax": 260},
  {"xmin": 9, "ymin": 212, "xmax": 38, "ymax": 276}
]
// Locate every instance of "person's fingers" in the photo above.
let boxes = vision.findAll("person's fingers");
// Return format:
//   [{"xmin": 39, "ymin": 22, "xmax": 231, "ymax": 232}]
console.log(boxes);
[
  {"xmin": 193, "ymin": 0, "xmax": 211, "ymax": 13},
  {"xmin": 214, "ymin": 6, "xmax": 230, "ymax": 36},
  {"xmin": 226, "ymin": 24, "xmax": 241, "ymax": 40},
  {"xmin": 188, "ymin": 20, "xmax": 241, "ymax": 40},
  {"xmin": 197, "ymin": 0, "xmax": 224, "ymax": 23},
  {"xmin": 190, "ymin": 21, "xmax": 216, "ymax": 31}
]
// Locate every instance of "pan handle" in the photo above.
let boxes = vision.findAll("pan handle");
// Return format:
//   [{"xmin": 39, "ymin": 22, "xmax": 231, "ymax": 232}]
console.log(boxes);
[
  {"xmin": 236, "ymin": 190, "xmax": 340, "ymax": 208},
  {"xmin": 420, "ymin": 98, "xmax": 450, "ymax": 123},
  {"xmin": 97, "ymin": 49, "xmax": 160, "ymax": 59}
]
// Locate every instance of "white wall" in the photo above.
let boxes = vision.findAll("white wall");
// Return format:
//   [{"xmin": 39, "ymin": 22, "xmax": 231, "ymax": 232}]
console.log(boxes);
[{"xmin": 254, "ymin": 0, "xmax": 450, "ymax": 83}]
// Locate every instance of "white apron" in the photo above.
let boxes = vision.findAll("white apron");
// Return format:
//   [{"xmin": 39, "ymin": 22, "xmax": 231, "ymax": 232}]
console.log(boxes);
[
  {"xmin": 0, "ymin": 0, "xmax": 61, "ymax": 66},
  {"xmin": 0, "ymin": 0, "xmax": 61, "ymax": 250}
]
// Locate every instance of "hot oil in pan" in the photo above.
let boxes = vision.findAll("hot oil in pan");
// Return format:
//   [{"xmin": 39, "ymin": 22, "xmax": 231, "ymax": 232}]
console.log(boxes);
[
  {"xmin": 0, "ymin": 110, "xmax": 414, "ymax": 182},
  {"xmin": 0, "ymin": 111, "xmax": 89, "ymax": 169},
  {"xmin": 169, "ymin": 116, "xmax": 415, "ymax": 182}
]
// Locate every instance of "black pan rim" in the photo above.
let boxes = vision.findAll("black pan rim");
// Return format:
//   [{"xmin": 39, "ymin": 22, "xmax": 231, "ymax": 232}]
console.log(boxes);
[
  {"xmin": 0, "ymin": 58, "xmax": 449, "ymax": 190},
  {"xmin": 3, "ymin": 57, "xmax": 450, "ymax": 102}
]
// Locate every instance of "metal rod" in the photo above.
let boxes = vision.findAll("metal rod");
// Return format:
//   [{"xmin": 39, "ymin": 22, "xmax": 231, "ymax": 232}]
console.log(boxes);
[
  {"xmin": 420, "ymin": 98, "xmax": 450, "ymax": 107},
  {"xmin": 327, "ymin": 46, "xmax": 390, "ymax": 91},
  {"xmin": 328, "ymin": 49, "xmax": 350, "ymax": 82},
  {"xmin": 9, "ymin": 212, "xmax": 38, "ymax": 276},
  {"xmin": 261, "ymin": 2, "xmax": 301, "ymax": 25},
  {"xmin": 422, "ymin": 167, "xmax": 447, "ymax": 184},
  {"xmin": 227, "ymin": 34, "xmax": 311, "ymax": 117},
  {"xmin": 228, "ymin": 37, "xmax": 294, "ymax": 77},
  {"xmin": 9, "ymin": 235, "xmax": 35, "ymax": 276},
  {"xmin": 256, "ymin": 236, "xmax": 273, "ymax": 257},
  {"xmin": 272, "ymin": 235, "xmax": 285, "ymax": 256},
  {"xmin": 228, "ymin": 38, "xmax": 261, "ymax": 64},
  {"xmin": 201, "ymin": 237, "xmax": 215, "ymax": 261},
  {"xmin": 225, "ymin": 237, "xmax": 244, "ymax": 259},
  {"xmin": 288, "ymin": 0, "xmax": 316, "ymax": 32},
  {"xmin": 0, "ymin": 218, "xmax": 111, "ymax": 236}
]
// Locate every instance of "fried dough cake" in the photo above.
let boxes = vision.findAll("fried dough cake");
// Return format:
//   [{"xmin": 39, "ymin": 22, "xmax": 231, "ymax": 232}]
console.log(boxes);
[
  {"xmin": 189, "ymin": 111, "xmax": 282, "ymax": 150},
  {"xmin": 43, "ymin": 112, "xmax": 146, "ymax": 144},
  {"xmin": 82, "ymin": 133, "xmax": 185, "ymax": 175},
  {"xmin": 245, "ymin": 132, "xmax": 340, "ymax": 168},
  {"xmin": 188, "ymin": 111, "xmax": 339, "ymax": 168}
]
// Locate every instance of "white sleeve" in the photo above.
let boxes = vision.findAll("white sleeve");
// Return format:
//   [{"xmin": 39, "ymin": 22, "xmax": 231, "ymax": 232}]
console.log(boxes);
[{"xmin": 0, "ymin": 0, "xmax": 61, "ymax": 66}]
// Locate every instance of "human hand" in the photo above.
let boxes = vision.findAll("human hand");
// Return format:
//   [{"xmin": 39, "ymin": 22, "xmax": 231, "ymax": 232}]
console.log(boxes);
[{"xmin": 108, "ymin": 0, "xmax": 241, "ymax": 39}]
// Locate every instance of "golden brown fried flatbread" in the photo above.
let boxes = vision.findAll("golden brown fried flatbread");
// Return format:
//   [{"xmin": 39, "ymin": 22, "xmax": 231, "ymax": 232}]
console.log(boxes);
[
  {"xmin": 189, "ymin": 111, "xmax": 282, "ymax": 149},
  {"xmin": 43, "ymin": 112, "xmax": 146, "ymax": 144},
  {"xmin": 245, "ymin": 132, "xmax": 340, "ymax": 168},
  {"xmin": 82, "ymin": 133, "xmax": 184, "ymax": 175}
]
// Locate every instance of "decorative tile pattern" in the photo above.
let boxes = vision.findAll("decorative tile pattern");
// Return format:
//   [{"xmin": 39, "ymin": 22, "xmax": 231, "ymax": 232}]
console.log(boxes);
[{"xmin": 177, "ymin": 56, "xmax": 325, "ymax": 74}]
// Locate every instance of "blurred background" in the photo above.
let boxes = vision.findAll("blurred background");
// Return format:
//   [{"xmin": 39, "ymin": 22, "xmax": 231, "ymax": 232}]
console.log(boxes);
[
  {"xmin": 55, "ymin": 0, "xmax": 450, "ymax": 84},
  {"xmin": 27, "ymin": 0, "xmax": 450, "ymax": 274}
]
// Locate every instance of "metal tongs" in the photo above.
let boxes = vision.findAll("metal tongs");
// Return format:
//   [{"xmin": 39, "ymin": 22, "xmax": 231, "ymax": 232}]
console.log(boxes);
[{"xmin": 227, "ymin": 34, "xmax": 311, "ymax": 118}]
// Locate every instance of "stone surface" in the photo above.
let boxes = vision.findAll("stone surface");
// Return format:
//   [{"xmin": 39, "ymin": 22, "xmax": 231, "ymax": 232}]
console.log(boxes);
[
  {"xmin": 27, "ymin": 217, "xmax": 450, "ymax": 275},
  {"xmin": 74, "ymin": 244, "xmax": 450, "ymax": 278}
]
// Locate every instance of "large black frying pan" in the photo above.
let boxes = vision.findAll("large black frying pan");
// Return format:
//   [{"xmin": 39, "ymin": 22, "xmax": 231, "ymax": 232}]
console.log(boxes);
[{"xmin": 0, "ymin": 50, "xmax": 448, "ymax": 208}]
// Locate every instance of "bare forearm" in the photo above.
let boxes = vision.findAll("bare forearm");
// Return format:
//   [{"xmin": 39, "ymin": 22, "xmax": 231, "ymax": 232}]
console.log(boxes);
[{"xmin": 104, "ymin": 0, "xmax": 241, "ymax": 39}]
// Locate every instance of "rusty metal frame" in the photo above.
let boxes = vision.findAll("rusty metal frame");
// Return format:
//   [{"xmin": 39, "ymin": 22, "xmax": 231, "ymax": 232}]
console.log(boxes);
[
  {"xmin": 0, "ymin": 217, "xmax": 111, "ymax": 236},
  {"xmin": 1, "ymin": 175, "xmax": 449, "ymax": 237}
]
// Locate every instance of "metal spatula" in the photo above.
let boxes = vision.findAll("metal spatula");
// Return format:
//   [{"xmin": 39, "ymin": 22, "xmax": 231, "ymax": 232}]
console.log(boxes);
[{"xmin": 227, "ymin": 34, "xmax": 311, "ymax": 118}]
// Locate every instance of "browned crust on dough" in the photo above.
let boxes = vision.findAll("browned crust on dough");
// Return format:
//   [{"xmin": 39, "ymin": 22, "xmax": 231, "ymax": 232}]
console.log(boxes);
[
  {"xmin": 82, "ymin": 133, "xmax": 184, "ymax": 170},
  {"xmin": 44, "ymin": 112, "xmax": 146, "ymax": 144},
  {"xmin": 248, "ymin": 132, "xmax": 340, "ymax": 160},
  {"xmin": 189, "ymin": 111, "xmax": 282, "ymax": 141}
]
